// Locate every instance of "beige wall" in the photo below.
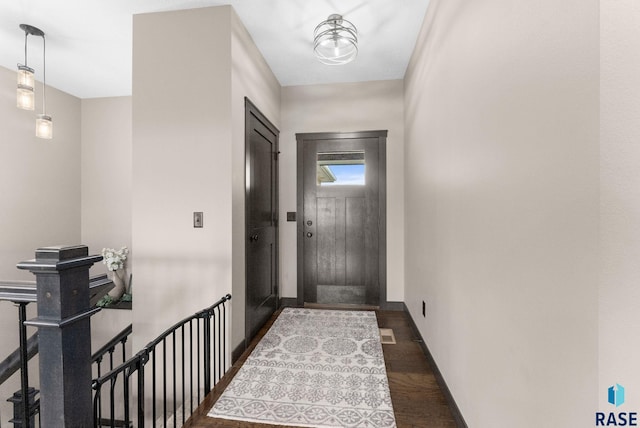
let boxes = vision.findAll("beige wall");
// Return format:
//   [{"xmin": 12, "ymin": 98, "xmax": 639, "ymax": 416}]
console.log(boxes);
[
  {"xmin": 279, "ymin": 80, "xmax": 405, "ymax": 303},
  {"xmin": 132, "ymin": 7, "xmax": 234, "ymax": 348},
  {"xmin": 0, "ymin": 64, "xmax": 82, "ymax": 426},
  {"xmin": 81, "ymin": 96, "xmax": 134, "ymax": 367},
  {"xmin": 132, "ymin": 5, "xmax": 280, "ymax": 351},
  {"xmin": 403, "ymin": 0, "xmax": 598, "ymax": 426},
  {"xmin": 81, "ymin": 96, "xmax": 132, "ymax": 263},
  {"xmin": 600, "ymin": 0, "xmax": 640, "ymax": 411},
  {"xmin": 0, "ymin": 66, "xmax": 82, "ymax": 277}
]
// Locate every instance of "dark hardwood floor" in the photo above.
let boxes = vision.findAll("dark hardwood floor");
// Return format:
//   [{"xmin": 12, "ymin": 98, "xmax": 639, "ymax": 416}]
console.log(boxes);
[{"xmin": 184, "ymin": 309, "xmax": 457, "ymax": 428}]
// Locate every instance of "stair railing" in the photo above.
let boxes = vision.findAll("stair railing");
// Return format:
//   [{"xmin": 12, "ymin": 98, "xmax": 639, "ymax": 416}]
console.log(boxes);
[
  {"xmin": 91, "ymin": 294, "xmax": 231, "ymax": 428},
  {"xmin": 0, "ymin": 273, "xmax": 115, "ymax": 428},
  {"xmin": 93, "ymin": 324, "xmax": 134, "ymax": 378},
  {"xmin": 1, "ymin": 245, "xmax": 231, "ymax": 427}
]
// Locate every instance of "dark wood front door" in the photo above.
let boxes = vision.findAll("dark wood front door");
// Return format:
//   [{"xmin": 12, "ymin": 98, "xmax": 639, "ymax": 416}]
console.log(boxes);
[
  {"xmin": 297, "ymin": 131, "xmax": 387, "ymax": 307},
  {"xmin": 245, "ymin": 99, "xmax": 279, "ymax": 342}
]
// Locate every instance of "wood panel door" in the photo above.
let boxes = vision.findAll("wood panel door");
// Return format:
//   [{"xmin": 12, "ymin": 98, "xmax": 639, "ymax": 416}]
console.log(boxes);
[
  {"xmin": 297, "ymin": 131, "xmax": 387, "ymax": 307},
  {"xmin": 245, "ymin": 99, "xmax": 279, "ymax": 342}
]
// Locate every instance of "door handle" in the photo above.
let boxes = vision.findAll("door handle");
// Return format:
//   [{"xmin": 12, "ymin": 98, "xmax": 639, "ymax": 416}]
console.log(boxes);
[
  {"xmin": 306, "ymin": 232, "xmax": 313, "ymax": 238},
  {"xmin": 249, "ymin": 234, "xmax": 259, "ymax": 242}
]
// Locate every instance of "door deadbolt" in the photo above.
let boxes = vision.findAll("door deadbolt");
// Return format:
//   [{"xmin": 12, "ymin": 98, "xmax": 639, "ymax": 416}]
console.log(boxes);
[{"xmin": 306, "ymin": 220, "xmax": 313, "ymax": 226}]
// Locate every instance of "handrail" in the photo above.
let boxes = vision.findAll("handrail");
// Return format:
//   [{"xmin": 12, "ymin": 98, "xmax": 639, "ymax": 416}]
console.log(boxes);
[
  {"xmin": 89, "ymin": 274, "xmax": 116, "ymax": 306},
  {"xmin": 92, "ymin": 324, "xmax": 133, "ymax": 363},
  {"xmin": 92, "ymin": 293, "xmax": 231, "ymax": 427},
  {"xmin": 93, "ymin": 293, "xmax": 232, "ymax": 386},
  {"xmin": 0, "ymin": 324, "xmax": 133, "ymax": 386},
  {"xmin": 145, "ymin": 294, "xmax": 230, "ymax": 350},
  {"xmin": 0, "ymin": 274, "xmax": 114, "ymax": 304},
  {"xmin": 0, "ymin": 280, "xmax": 36, "ymax": 303}
]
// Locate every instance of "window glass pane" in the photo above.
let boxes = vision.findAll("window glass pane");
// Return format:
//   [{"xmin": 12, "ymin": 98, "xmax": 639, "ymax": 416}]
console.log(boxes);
[{"xmin": 317, "ymin": 151, "xmax": 365, "ymax": 186}]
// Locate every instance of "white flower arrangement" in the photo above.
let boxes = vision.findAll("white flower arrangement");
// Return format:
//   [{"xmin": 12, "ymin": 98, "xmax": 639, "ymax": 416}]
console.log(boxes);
[{"xmin": 101, "ymin": 247, "xmax": 129, "ymax": 272}]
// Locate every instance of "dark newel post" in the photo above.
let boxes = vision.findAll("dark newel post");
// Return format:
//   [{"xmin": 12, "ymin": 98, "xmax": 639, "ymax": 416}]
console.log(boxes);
[{"xmin": 17, "ymin": 245, "xmax": 102, "ymax": 428}]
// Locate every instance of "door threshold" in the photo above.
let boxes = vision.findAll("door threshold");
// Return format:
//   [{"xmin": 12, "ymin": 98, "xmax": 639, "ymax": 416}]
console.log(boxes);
[{"xmin": 304, "ymin": 302, "xmax": 380, "ymax": 311}]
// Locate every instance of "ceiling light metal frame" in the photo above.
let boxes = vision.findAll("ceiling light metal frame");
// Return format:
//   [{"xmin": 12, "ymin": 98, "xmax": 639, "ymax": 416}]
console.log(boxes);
[{"xmin": 313, "ymin": 14, "xmax": 358, "ymax": 65}]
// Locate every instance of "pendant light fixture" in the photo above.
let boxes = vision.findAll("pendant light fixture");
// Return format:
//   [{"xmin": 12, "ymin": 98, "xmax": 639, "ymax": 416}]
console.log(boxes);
[
  {"xmin": 16, "ymin": 24, "xmax": 52, "ymax": 139},
  {"xmin": 16, "ymin": 25, "xmax": 42, "ymax": 110},
  {"xmin": 35, "ymin": 32, "xmax": 52, "ymax": 140},
  {"xmin": 313, "ymin": 14, "xmax": 358, "ymax": 65}
]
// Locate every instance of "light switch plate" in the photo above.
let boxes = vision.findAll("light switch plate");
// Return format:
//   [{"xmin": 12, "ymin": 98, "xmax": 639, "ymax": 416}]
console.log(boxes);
[{"xmin": 194, "ymin": 212, "xmax": 203, "ymax": 228}]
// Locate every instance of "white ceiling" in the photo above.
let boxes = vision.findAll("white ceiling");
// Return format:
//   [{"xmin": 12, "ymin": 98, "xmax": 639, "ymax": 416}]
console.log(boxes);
[{"xmin": 0, "ymin": 0, "xmax": 430, "ymax": 99}]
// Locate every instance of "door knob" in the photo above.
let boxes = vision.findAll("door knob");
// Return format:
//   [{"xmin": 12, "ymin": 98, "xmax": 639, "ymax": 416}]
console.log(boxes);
[
  {"xmin": 249, "ymin": 234, "xmax": 259, "ymax": 242},
  {"xmin": 306, "ymin": 232, "xmax": 313, "ymax": 238}
]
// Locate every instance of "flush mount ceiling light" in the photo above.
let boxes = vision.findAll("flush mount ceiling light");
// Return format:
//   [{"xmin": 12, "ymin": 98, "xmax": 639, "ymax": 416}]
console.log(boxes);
[
  {"xmin": 313, "ymin": 14, "xmax": 358, "ymax": 65},
  {"xmin": 16, "ymin": 24, "xmax": 52, "ymax": 139}
]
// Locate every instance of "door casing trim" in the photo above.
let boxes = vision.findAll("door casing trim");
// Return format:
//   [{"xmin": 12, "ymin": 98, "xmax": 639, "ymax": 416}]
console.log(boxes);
[
  {"xmin": 245, "ymin": 97, "xmax": 280, "ymax": 346},
  {"xmin": 296, "ymin": 130, "xmax": 387, "ymax": 307}
]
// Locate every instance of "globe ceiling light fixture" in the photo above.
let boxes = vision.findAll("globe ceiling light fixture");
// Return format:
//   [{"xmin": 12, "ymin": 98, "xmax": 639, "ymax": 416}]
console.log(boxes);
[
  {"xmin": 313, "ymin": 14, "xmax": 358, "ymax": 65},
  {"xmin": 16, "ymin": 24, "xmax": 43, "ymax": 110}
]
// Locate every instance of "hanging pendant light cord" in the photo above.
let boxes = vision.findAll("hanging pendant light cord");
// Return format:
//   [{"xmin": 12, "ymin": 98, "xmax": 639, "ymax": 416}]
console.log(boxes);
[
  {"xmin": 23, "ymin": 32, "xmax": 28, "ymax": 66},
  {"xmin": 42, "ymin": 35, "xmax": 46, "ymax": 115}
]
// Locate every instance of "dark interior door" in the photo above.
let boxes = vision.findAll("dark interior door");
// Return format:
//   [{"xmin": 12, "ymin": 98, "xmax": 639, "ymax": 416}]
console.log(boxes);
[
  {"xmin": 246, "ymin": 99, "xmax": 278, "ymax": 342},
  {"xmin": 297, "ymin": 131, "xmax": 386, "ymax": 307}
]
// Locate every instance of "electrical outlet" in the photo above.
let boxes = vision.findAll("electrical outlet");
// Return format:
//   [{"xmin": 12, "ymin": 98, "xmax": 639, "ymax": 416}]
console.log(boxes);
[
  {"xmin": 193, "ymin": 212, "xmax": 203, "ymax": 228},
  {"xmin": 422, "ymin": 300, "xmax": 426, "ymax": 317}
]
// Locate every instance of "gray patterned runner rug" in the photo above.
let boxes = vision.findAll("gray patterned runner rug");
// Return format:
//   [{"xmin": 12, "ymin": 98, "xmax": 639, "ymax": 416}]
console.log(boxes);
[{"xmin": 208, "ymin": 307, "xmax": 396, "ymax": 427}]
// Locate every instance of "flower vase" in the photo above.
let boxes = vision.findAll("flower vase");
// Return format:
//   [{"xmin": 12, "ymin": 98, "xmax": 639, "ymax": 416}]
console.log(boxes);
[{"xmin": 108, "ymin": 269, "xmax": 126, "ymax": 300}]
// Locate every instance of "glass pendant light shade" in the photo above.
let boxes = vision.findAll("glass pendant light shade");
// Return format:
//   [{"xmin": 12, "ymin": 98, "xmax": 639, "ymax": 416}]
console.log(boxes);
[
  {"xmin": 17, "ymin": 84, "xmax": 35, "ymax": 110},
  {"xmin": 17, "ymin": 62, "xmax": 35, "ymax": 110},
  {"xmin": 314, "ymin": 14, "xmax": 358, "ymax": 65},
  {"xmin": 36, "ymin": 114, "xmax": 53, "ymax": 139},
  {"xmin": 17, "ymin": 64, "xmax": 35, "ymax": 88}
]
